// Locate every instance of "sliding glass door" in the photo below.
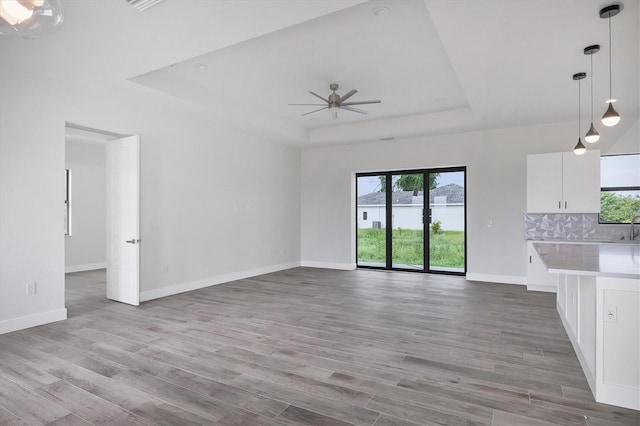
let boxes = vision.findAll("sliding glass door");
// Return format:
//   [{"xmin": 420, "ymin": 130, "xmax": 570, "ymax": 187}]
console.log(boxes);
[
  {"xmin": 357, "ymin": 174, "xmax": 386, "ymax": 267},
  {"xmin": 356, "ymin": 167, "xmax": 465, "ymax": 275},
  {"xmin": 428, "ymin": 170, "xmax": 465, "ymax": 273},
  {"xmin": 391, "ymin": 173, "xmax": 424, "ymax": 270}
]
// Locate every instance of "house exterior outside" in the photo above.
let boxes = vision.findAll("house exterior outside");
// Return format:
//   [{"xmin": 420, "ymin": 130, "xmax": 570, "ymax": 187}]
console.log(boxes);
[{"xmin": 357, "ymin": 184, "xmax": 464, "ymax": 231}]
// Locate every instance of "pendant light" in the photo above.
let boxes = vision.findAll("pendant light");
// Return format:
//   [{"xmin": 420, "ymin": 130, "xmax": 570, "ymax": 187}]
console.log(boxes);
[
  {"xmin": 573, "ymin": 72, "xmax": 587, "ymax": 155},
  {"xmin": 0, "ymin": 0, "xmax": 64, "ymax": 39},
  {"xmin": 599, "ymin": 4, "xmax": 621, "ymax": 127},
  {"xmin": 584, "ymin": 45, "xmax": 600, "ymax": 143}
]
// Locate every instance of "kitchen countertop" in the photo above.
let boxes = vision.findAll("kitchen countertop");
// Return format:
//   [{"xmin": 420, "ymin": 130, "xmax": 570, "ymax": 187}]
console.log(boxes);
[{"xmin": 533, "ymin": 242, "xmax": 640, "ymax": 279}]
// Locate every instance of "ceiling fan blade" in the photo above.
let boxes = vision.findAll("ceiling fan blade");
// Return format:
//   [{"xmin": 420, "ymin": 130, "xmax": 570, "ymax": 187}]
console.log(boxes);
[
  {"xmin": 302, "ymin": 106, "xmax": 328, "ymax": 116},
  {"xmin": 309, "ymin": 92, "xmax": 329, "ymax": 103},
  {"xmin": 341, "ymin": 106, "xmax": 368, "ymax": 115},
  {"xmin": 342, "ymin": 100, "xmax": 381, "ymax": 106},
  {"xmin": 340, "ymin": 89, "xmax": 358, "ymax": 102},
  {"xmin": 288, "ymin": 103, "xmax": 327, "ymax": 106}
]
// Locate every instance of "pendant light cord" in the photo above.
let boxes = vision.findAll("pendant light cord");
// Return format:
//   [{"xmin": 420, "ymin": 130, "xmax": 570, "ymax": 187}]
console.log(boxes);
[
  {"xmin": 608, "ymin": 15, "xmax": 613, "ymax": 100},
  {"xmin": 578, "ymin": 79, "xmax": 582, "ymax": 134},
  {"xmin": 590, "ymin": 54, "xmax": 594, "ymax": 121}
]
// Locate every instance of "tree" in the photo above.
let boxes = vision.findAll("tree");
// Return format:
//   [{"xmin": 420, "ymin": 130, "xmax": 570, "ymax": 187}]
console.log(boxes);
[
  {"xmin": 379, "ymin": 174, "xmax": 439, "ymax": 194},
  {"xmin": 600, "ymin": 192, "xmax": 640, "ymax": 223}
]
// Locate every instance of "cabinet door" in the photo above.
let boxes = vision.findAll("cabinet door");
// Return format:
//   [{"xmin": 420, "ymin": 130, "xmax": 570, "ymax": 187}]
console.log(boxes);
[
  {"xmin": 562, "ymin": 150, "xmax": 600, "ymax": 213},
  {"xmin": 527, "ymin": 242, "xmax": 558, "ymax": 290},
  {"xmin": 527, "ymin": 153, "xmax": 563, "ymax": 213}
]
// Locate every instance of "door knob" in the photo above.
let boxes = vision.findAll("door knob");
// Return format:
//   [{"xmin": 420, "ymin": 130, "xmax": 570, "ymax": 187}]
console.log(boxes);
[{"xmin": 125, "ymin": 239, "xmax": 140, "ymax": 244}]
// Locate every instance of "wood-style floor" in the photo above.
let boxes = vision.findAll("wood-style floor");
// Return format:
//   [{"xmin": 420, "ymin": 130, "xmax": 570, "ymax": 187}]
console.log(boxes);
[{"xmin": 0, "ymin": 268, "xmax": 638, "ymax": 426}]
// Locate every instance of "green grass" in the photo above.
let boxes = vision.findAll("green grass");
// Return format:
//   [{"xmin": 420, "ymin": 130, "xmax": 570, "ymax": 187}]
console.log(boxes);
[{"xmin": 357, "ymin": 228, "xmax": 464, "ymax": 269}]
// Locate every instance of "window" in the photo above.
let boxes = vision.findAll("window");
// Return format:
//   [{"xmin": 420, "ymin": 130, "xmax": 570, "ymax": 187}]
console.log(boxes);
[
  {"xmin": 363, "ymin": 211, "xmax": 368, "ymax": 221},
  {"xmin": 64, "ymin": 169, "xmax": 71, "ymax": 235},
  {"xmin": 600, "ymin": 153, "xmax": 640, "ymax": 224}
]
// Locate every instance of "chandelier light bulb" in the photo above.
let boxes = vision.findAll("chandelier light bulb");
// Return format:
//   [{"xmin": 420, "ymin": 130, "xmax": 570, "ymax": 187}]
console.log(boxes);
[
  {"xmin": 0, "ymin": 0, "xmax": 63, "ymax": 39},
  {"xmin": 0, "ymin": 0, "xmax": 34, "ymax": 25}
]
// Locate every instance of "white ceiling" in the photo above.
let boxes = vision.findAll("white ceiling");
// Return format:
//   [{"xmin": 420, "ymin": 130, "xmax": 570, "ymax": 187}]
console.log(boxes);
[{"xmin": 1, "ymin": 0, "xmax": 638, "ymax": 147}]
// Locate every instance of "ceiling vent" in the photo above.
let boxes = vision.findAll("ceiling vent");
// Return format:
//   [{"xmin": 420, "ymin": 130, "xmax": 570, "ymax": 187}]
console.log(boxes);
[{"xmin": 126, "ymin": 0, "xmax": 165, "ymax": 11}]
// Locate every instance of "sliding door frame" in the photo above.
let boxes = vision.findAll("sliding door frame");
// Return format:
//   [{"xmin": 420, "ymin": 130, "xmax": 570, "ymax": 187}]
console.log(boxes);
[{"xmin": 355, "ymin": 166, "xmax": 467, "ymax": 276}]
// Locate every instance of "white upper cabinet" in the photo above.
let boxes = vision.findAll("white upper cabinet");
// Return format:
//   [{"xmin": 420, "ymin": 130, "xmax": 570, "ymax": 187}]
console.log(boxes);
[
  {"xmin": 527, "ymin": 153, "xmax": 563, "ymax": 213},
  {"xmin": 562, "ymin": 151, "xmax": 601, "ymax": 213},
  {"xmin": 527, "ymin": 150, "xmax": 600, "ymax": 213}
]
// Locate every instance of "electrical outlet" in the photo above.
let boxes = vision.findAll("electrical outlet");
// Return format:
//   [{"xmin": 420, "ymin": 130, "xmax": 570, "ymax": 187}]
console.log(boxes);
[
  {"xmin": 605, "ymin": 306, "xmax": 617, "ymax": 323},
  {"xmin": 26, "ymin": 282, "xmax": 37, "ymax": 296}
]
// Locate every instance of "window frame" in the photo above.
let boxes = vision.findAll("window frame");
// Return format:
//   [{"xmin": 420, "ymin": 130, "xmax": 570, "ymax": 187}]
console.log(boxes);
[{"xmin": 599, "ymin": 153, "xmax": 640, "ymax": 224}]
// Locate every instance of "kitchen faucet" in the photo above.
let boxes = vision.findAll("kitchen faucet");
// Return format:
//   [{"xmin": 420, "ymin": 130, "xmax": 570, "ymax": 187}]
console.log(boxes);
[{"xmin": 631, "ymin": 215, "xmax": 640, "ymax": 241}]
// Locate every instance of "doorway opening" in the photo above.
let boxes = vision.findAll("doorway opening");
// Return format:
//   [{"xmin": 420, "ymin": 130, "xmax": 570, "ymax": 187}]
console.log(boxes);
[
  {"xmin": 64, "ymin": 123, "xmax": 140, "ymax": 308},
  {"xmin": 356, "ymin": 167, "xmax": 466, "ymax": 275}
]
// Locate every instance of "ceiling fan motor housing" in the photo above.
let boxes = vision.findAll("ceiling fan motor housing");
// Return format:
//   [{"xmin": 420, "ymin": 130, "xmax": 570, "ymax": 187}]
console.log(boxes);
[{"xmin": 329, "ymin": 92, "xmax": 341, "ymax": 107}]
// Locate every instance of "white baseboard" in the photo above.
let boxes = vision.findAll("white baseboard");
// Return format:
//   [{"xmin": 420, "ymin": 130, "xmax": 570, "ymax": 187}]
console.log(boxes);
[
  {"xmin": 300, "ymin": 261, "xmax": 356, "ymax": 271},
  {"xmin": 65, "ymin": 262, "xmax": 107, "ymax": 273},
  {"xmin": 140, "ymin": 262, "xmax": 301, "ymax": 302},
  {"xmin": 465, "ymin": 273, "xmax": 526, "ymax": 286},
  {"xmin": 527, "ymin": 284, "xmax": 557, "ymax": 293},
  {"xmin": 0, "ymin": 308, "xmax": 67, "ymax": 335}
]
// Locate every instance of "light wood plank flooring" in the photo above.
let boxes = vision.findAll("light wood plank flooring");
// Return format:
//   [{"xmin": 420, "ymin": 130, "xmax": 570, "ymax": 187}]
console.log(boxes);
[{"xmin": 1, "ymin": 268, "xmax": 638, "ymax": 425}]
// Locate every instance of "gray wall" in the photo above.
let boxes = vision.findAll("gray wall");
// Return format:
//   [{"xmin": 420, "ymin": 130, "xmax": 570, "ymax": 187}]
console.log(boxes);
[{"xmin": 65, "ymin": 140, "xmax": 107, "ymax": 271}]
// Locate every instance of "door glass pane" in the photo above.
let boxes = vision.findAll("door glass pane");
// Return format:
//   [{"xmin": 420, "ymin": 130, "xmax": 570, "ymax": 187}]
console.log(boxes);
[
  {"xmin": 357, "ymin": 175, "xmax": 386, "ymax": 267},
  {"xmin": 391, "ymin": 173, "xmax": 424, "ymax": 270},
  {"xmin": 429, "ymin": 171, "xmax": 465, "ymax": 272}
]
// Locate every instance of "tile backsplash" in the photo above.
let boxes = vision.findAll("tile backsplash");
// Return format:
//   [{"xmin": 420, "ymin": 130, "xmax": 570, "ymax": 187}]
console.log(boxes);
[{"xmin": 524, "ymin": 213, "xmax": 629, "ymax": 241}]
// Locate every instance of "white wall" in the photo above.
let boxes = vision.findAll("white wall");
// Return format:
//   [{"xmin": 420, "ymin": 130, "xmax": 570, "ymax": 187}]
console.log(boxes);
[
  {"xmin": 65, "ymin": 140, "xmax": 107, "ymax": 272},
  {"xmin": 301, "ymin": 122, "xmax": 589, "ymax": 282},
  {"xmin": 0, "ymin": 67, "xmax": 66, "ymax": 334},
  {"xmin": 0, "ymin": 64, "xmax": 301, "ymax": 333}
]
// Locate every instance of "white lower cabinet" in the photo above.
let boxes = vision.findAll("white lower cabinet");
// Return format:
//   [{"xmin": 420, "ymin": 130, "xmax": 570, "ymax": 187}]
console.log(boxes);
[
  {"xmin": 557, "ymin": 274, "xmax": 639, "ymax": 410},
  {"xmin": 527, "ymin": 241, "xmax": 557, "ymax": 292}
]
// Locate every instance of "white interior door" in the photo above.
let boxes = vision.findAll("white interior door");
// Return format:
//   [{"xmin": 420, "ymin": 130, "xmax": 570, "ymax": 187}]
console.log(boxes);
[{"xmin": 106, "ymin": 135, "xmax": 140, "ymax": 306}]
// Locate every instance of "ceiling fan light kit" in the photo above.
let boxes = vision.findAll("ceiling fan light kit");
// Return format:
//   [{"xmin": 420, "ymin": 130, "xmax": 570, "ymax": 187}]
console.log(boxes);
[
  {"xmin": 289, "ymin": 83, "xmax": 381, "ymax": 119},
  {"xmin": 569, "ymin": 3, "xmax": 624, "ymax": 153},
  {"xmin": 0, "ymin": 0, "xmax": 63, "ymax": 39}
]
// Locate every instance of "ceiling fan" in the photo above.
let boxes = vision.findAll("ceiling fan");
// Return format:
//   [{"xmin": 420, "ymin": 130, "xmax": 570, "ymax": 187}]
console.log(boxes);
[{"xmin": 289, "ymin": 83, "xmax": 381, "ymax": 119}]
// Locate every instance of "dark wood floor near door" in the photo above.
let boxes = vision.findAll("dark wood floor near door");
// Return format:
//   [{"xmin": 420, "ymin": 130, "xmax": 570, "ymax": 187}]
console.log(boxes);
[{"xmin": 0, "ymin": 268, "xmax": 638, "ymax": 425}]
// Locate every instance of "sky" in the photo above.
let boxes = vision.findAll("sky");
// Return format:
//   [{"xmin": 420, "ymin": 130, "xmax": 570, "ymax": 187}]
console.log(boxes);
[{"xmin": 600, "ymin": 154, "xmax": 639, "ymax": 187}]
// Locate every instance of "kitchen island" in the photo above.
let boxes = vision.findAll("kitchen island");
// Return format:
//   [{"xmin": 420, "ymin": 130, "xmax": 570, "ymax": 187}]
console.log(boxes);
[{"xmin": 533, "ymin": 242, "xmax": 639, "ymax": 410}]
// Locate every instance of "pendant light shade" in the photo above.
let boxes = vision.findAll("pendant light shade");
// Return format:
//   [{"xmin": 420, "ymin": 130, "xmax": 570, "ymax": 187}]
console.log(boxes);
[
  {"xmin": 600, "ymin": 4, "xmax": 621, "ymax": 127},
  {"xmin": 585, "ymin": 123, "xmax": 600, "ymax": 143},
  {"xmin": 573, "ymin": 72, "xmax": 587, "ymax": 155},
  {"xmin": 0, "ymin": 0, "xmax": 63, "ymax": 39},
  {"xmin": 583, "ymin": 45, "xmax": 600, "ymax": 143},
  {"xmin": 602, "ymin": 102, "xmax": 620, "ymax": 127}
]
